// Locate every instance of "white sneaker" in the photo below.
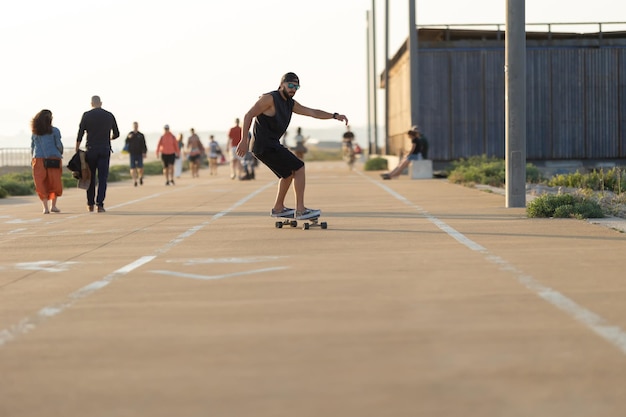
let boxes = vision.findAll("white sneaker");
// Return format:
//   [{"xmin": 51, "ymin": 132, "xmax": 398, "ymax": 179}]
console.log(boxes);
[
  {"xmin": 295, "ymin": 208, "xmax": 321, "ymax": 220},
  {"xmin": 270, "ymin": 207, "xmax": 296, "ymax": 217}
]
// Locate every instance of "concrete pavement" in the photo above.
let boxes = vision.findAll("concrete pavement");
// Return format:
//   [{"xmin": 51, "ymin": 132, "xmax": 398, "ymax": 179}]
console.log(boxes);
[{"xmin": 1, "ymin": 161, "xmax": 625, "ymax": 417}]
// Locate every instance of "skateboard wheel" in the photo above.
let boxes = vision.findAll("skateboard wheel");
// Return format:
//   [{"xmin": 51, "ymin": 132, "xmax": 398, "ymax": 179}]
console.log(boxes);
[
  {"xmin": 290, "ymin": 220, "xmax": 298, "ymax": 227},
  {"xmin": 303, "ymin": 223, "xmax": 310, "ymax": 230},
  {"xmin": 321, "ymin": 222, "xmax": 328, "ymax": 229},
  {"xmin": 275, "ymin": 222, "xmax": 283, "ymax": 228}
]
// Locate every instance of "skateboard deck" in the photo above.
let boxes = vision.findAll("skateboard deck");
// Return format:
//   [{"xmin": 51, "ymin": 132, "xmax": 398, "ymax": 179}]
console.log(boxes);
[{"xmin": 274, "ymin": 214, "xmax": 328, "ymax": 230}]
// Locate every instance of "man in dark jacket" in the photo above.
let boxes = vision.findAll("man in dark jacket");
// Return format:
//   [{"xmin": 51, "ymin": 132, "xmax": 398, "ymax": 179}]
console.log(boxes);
[{"xmin": 75, "ymin": 95, "xmax": 119, "ymax": 212}]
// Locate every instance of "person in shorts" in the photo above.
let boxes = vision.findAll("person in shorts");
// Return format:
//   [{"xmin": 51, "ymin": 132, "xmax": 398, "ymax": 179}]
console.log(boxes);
[
  {"xmin": 186, "ymin": 128, "xmax": 205, "ymax": 178},
  {"xmin": 156, "ymin": 125, "xmax": 180, "ymax": 185},
  {"xmin": 125, "ymin": 121, "xmax": 147, "ymax": 186},
  {"xmin": 236, "ymin": 72, "xmax": 348, "ymax": 220},
  {"xmin": 381, "ymin": 125, "xmax": 428, "ymax": 180}
]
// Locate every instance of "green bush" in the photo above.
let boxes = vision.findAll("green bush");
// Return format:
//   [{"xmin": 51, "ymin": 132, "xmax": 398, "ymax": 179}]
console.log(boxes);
[
  {"xmin": 0, "ymin": 170, "xmax": 76, "ymax": 195},
  {"xmin": 548, "ymin": 167, "xmax": 626, "ymax": 193},
  {"xmin": 0, "ymin": 163, "xmax": 151, "ymax": 197},
  {"xmin": 61, "ymin": 172, "xmax": 77, "ymax": 188},
  {"xmin": 527, "ymin": 194, "xmax": 603, "ymax": 219},
  {"xmin": 0, "ymin": 172, "xmax": 35, "ymax": 195},
  {"xmin": 305, "ymin": 148, "xmax": 342, "ymax": 161},
  {"xmin": 109, "ymin": 161, "xmax": 172, "ymax": 177},
  {"xmin": 364, "ymin": 157, "xmax": 388, "ymax": 171},
  {"xmin": 0, "ymin": 172, "xmax": 33, "ymax": 184},
  {"xmin": 142, "ymin": 161, "xmax": 169, "ymax": 176},
  {"xmin": 447, "ymin": 155, "xmax": 543, "ymax": 187},
  {"xmin": 0, "ymin": 179, "xmax": 33, "ymax": 196},
  {"xmin": 553, "ymin": 204, "xmax": 575, "ymax": 218},
  {"xmin": 526, "ymin": 164, "xmax": 543, "ymax": 184}
]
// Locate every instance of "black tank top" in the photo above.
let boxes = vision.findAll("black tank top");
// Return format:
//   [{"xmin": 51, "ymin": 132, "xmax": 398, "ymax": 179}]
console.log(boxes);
[{"xmin": 252, "ymin": 90, "xmax": 294, "ymax": 154}]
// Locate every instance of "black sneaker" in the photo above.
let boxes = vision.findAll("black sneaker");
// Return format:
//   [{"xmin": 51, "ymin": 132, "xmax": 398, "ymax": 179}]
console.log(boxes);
[{"xmin": 139, "ymin": 177, "xmax": 143, "ymax": 185}]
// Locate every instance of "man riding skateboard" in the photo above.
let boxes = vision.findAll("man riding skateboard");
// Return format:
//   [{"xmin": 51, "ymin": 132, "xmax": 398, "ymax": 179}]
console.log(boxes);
[{"xmin": 236, "ymin": 72, "xmax": 348, "ymax": 220}]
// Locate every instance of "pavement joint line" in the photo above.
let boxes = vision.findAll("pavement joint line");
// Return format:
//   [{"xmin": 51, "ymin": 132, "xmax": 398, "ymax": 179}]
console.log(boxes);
[
  {"xmin": 0, "ymin": 181, "xmax": 276, "ymax": 349},
  {"xmin": 363, "ymin": 172, "xmax": 626, "ymax": 356}
]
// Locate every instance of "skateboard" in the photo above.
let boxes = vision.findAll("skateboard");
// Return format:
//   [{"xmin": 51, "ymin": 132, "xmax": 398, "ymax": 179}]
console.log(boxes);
[
  {"xmin": 274, "ymin": 214, "xmax": 328, "ymax": 230},
  {"xmin": 301, "ymin": 216, "xmax": 328, "ymax": 230}
]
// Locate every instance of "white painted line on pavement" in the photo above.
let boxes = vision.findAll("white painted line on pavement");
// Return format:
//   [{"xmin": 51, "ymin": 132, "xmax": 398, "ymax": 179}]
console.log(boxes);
[
  {"xmin": 369, "ymin": 175, "xmax": 626, "ymax": 356},
  {"xmin": 0, "ymin": 181, "xmax": 276, "ymax": 348},
  {"xmin": 15, "ymin": 260, "xmax": 79, "ymax": 273},
  {"xmin": 0, "ymin": 255, "xmax": 155, "ymax": 346},
  {"xmin": 150, "ymin": 266, "xmax": 289, "ymax": 281},
  {"xmin": 169, "ymin": 256, "xmax": 287, "ymax": 265}
]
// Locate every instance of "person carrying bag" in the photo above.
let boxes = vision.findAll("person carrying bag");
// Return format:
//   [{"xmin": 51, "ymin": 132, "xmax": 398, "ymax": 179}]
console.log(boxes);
[{"xmin": 30, "ymin": 109, "xmax": 64, "ymax": 214}]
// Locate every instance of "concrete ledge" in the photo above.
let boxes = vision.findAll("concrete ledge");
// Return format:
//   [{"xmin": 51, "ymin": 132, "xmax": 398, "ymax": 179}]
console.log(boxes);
[{"xmin": 411, "ymin": 160, "xmax": 433, "ymax": 179}]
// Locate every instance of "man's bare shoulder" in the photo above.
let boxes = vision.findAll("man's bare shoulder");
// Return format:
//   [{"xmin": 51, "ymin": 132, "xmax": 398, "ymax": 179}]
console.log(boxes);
[{"xmin": 254, "ymin": 93, "xmax": 276, "ymax": 115}]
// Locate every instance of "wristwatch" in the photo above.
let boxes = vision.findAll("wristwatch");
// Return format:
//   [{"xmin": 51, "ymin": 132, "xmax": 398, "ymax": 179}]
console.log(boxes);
[{"xmin": 333, "ymin": 112, "xmax": 338, "ymax": 119}]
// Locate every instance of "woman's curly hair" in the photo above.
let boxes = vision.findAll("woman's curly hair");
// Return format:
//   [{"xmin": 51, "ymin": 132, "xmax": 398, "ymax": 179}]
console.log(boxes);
[{"xmin": 31, "ymin": 109, "xmax": 53, "ymax": 136}]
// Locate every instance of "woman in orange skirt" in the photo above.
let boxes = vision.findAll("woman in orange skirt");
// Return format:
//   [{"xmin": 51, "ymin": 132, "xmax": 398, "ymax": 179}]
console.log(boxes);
[{"xmin": 31, "ymin": 109, "xmax": 64, "ymax": 214}]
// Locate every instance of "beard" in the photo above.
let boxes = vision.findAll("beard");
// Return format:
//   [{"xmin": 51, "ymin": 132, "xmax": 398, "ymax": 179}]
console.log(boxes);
[{"xmin": 279, "ymin": 87, "xmax": 295, "ymax": 99}]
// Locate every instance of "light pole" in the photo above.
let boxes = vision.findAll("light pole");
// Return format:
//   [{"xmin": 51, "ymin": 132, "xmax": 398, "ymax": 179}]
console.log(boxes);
[
  {"xmin": 371, "ymin": 0, "xmax": 379, "ymax": 154},
  {"xmin": 366, "ymin": 10, "xmax": 373, "ymax": 155},
  {"xmin": 505, "ymin": 0, "xmax": 526, "ymax": 208},
  {"xmin": 408, "ymin": 0, "xmax": 419, "ymax": 128}
]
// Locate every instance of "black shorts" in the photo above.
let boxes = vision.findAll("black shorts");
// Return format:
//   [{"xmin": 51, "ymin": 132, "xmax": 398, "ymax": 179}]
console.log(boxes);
[
  {"xmin": 161, "ymin": 153, "xmax": 176, "ymax": 167},
  {"xmin": 254, "ymin": 146, "xmax": 304, "ymax": 178}
]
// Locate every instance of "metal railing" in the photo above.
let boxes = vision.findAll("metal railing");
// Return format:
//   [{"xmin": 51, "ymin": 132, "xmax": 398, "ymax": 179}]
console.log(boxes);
[
  {"xmin": 0, "ymin": 148, "xmax": 143, "ymax": 170},
  {"xmin": 0, "ymin": 148, "xmax": 78, "ymax": 168},
  {"xmin": 0, "ymin": 148, "xmax": 32, "ymax": 167}
]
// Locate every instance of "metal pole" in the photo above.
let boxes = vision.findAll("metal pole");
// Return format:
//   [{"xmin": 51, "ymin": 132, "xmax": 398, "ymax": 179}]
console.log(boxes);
[
  {"xmin": 372, "ymin": 0, "xmax": 379, "ymax": 154},
  {"xmin": 384, "ymin": 0, "xmax": 390, "ymax": 154},
  {"xmin": 505, "ymin": 0, "xmax": 526, "ymax": 208},
  {"xmin": 366, "ymin": 10, "xmax": 373, "ymax": 155},
  {"xmin": 408, "ymin": 0, "xmax": 419, "ymax": 128}
]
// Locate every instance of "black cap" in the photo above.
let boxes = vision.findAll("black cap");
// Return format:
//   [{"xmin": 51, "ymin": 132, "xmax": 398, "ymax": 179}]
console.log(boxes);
[
  {"xmin": 408, "ymin": 125, "xmax": 420, "ymax": 135},
  {"xmin": 281, "ymin": 72, "xmax": 299, "ymax": 84}
]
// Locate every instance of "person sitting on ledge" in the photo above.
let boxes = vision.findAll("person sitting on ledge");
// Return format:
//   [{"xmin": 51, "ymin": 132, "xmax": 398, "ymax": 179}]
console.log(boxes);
[{"xmin": 381, "ymin": 125, "xmax": 427, "ymax": 180}]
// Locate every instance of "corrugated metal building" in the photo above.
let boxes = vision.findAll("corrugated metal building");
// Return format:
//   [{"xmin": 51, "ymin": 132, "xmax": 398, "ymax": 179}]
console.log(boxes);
[{"xmin": 384, "ymin": 25, "xmax": 626, "ymax": 163}]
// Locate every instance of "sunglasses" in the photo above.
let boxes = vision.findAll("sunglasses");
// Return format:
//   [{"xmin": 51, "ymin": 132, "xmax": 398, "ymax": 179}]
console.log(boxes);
[{"xmin": 286, "ymin": 82, "xmax": 300, "ymax": 90}]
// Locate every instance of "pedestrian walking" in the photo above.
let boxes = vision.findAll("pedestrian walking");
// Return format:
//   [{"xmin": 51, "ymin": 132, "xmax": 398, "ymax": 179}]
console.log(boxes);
[
  {"xmin": 75, "ymin": 95, "xmax": 119, "ymax": 212},
  {"xmin": 125, "ymin": 121, "xmax": 147, "ymax": 186},
  {"xmin": 227, "ymin": 118, "xmax": 243, "ymax": 179},
  {"xmin": 187, "ymin": 128, "xmax": 205, "ymax": 178},
  {"xmin": 156, "ymin": 125, "xmax": 180, "ymax": 185},
  {"xmin": 31, "ymin": 109, "xmax": 64, "ymax": 214},
  {"xmin": 207, "ymin": 135, "xmax": 221, "ymax": 176}
]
